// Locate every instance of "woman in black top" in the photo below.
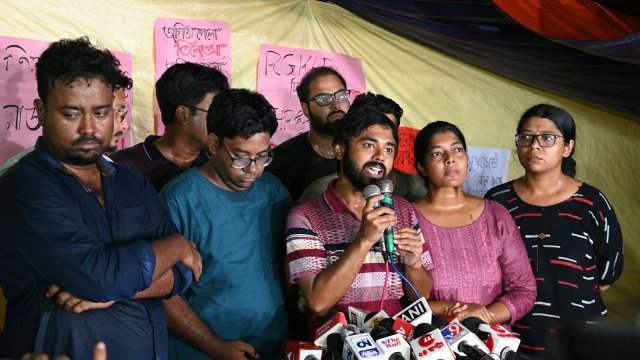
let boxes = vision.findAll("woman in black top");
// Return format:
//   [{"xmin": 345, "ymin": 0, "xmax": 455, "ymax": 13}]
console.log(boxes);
[{"xmin": 485, "ymin": 104, "xmax": 623, "ymax": 358}]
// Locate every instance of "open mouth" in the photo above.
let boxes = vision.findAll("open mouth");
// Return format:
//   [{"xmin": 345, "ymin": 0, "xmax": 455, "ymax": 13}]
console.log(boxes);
[{"xmin": 364, "ymin": 164, "xmax": 385, "ymax": 178}]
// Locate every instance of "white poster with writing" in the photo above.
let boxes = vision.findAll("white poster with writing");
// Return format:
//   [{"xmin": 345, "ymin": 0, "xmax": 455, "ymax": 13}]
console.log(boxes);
[{"xmin": 464, "ymin": 146, "xmax": 510, "ymax": 197}]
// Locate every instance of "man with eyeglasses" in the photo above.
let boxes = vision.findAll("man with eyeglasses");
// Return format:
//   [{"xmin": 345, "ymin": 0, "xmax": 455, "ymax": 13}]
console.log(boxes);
[
  {"xmin": 110, "ymin": 62, "xmax": 229, "ymax": 192},
  {"xmin": 267, "ymin": 66, "xmax": 351, "ymax": 201},
  {"xmin": 298, "ymin": 92, "xmax": 428, "ymax": 203},
  {"xmin": 105, "ymin": 87, "xmax": 130, "ymax": 153},
  {"xmin": 160, "ymin": 89, "xmax": 292, "ymax": 359}
]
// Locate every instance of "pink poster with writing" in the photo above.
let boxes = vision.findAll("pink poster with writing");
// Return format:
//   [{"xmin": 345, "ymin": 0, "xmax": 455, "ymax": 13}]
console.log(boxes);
[
  {"xmin": 257, "ymin": 44, "xmax": 367, "ymax": 145},
  {"xmin": 154, "ymin": 18, "xmax": 232, "ymax": 135},
  {"xmin": 0, "ymin": 35, "xmax": 133, "ymax": 164}
]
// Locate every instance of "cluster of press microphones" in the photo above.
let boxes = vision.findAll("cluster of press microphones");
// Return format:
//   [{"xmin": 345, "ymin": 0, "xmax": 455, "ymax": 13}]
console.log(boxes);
[{"xmin": 286, "ymin": 295, "xmax": 531, "ymax": 360}]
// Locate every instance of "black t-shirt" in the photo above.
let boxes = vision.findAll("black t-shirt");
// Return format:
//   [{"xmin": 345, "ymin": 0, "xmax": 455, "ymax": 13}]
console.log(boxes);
[
  {"xmin": 110, "ymin": 135, "xmax": 210, "ymax": 192},
  {"xmin": 267, "ymin": 132, "xmax": 338, "ymax": 201}
]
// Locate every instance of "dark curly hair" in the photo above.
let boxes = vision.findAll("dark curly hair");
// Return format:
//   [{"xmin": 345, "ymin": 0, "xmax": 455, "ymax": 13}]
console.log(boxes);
[
  {"xmin": 333, "ymin": 103, "xmax": 398, "ymax": 149},
  {"xmin": 350, "ymin": 92, "xmax": 403, "ymax": 126},
  {"xmin": 296, "ymin": 66, "xmax": 347, "ymax": 103},
  {"xmin": 156, "ymin": 62, "xmax": 229, "ymax": 126},
  {"xmin": 206, "ymin": 89, "xmax": 277, "ymax": 141},
  {"xmin": 36, "ymin": 37, "xmax": 131, "ymax": 104}
]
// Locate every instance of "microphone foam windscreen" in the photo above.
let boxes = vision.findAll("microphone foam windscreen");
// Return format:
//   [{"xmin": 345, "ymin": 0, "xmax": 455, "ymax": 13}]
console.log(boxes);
[
  {"xmin": 326, "ymin": 333, "xmax": 343, "ymax": 351},
  {"xmin": 379, "ymin": 318, "xmax": 395, "ymax": 330},
  {"xmin": 413, "ymin": 323, "xmax": 437, "ymax": 338},
  {"xmin": 461, "ymin": 317, "xmax": 486, "ymax": 332},
  {"xmin": 399, "ymin": 295, "xmax": 413, "ymax": 309},
  {"xmin": 363, "ymin": 311, "xmax": 377, "ymax": 323},
  {"xmin": 371, "ymin": 326, "xmax": 394, "ymax": 341},
  {"xmin": 376, "ymin": 178, "xmax": 394, "ymax": 194},
  {"xmin": 431, "ymin": 314, "xmax": 450, "ymax": 329},
  {"xmin": 363, "ymin": 184, "xmax": 381, "ymax": 200}
]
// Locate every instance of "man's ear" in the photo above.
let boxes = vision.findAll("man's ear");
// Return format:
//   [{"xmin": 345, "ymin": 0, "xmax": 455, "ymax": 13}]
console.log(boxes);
[
  {"xmin": 34, "ymin": 99, "xmax": 46, "ymax": 127},
  {"xmin": 175, "ymin": 106, "xmax": 191, "ymax": 125},
  {"xmin": 208, "ymin": 133, "xmax": 219, "ymax": 157},
  {"xmin": 301, "ymin": 102, "xmax": 310, "ymax": 119},
  {"xmin": 334, "ymin": 143, "xmax": 345, "ymax": 161}
]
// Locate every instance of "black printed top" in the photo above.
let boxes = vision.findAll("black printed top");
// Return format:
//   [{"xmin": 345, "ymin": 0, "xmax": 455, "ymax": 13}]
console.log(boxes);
[{"xmin": 485, "ymin": 181, "xmax": 624, "ymax": 357}]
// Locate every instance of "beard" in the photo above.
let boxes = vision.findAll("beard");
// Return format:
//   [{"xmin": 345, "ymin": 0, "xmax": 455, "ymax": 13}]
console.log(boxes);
[
  {"xmin": 308, "ymin": 109, "xmax": 346, "ymax": 136},
  {"xmin": 342, "ymin": 150, "xmax": 389, "ymax": 190},
  {"xmin": 61, "ymin": 134, "xmax": 106, "ymax": 165}
]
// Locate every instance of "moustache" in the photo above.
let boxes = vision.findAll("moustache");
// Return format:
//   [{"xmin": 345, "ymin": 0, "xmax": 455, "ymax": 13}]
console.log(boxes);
[{"xmin": 71, "ymin": 134, "xmax": 102, "ymax": 146}]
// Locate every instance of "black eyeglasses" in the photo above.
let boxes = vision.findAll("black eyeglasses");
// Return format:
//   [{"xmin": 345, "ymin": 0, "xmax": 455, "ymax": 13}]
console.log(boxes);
[
  {"xmin": 515, "ymin": 133, "xmax": 564, "ymax": 148},
  {"xmin": 221, "ymin": 143, "xmax": 273, "ymax": 169},
  {"xmin": 310, "ymin": 90, "xmax": 351, "ymax": 106},
  {"xmin": 195, "ymin": 107, "xmax": 208, "ymax": 114}
]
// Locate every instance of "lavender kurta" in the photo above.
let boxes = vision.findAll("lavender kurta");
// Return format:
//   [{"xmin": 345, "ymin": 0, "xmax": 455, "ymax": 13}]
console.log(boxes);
[{"xmin": 415, "ymin": 200, "xmax": 536, "ymax": 324}]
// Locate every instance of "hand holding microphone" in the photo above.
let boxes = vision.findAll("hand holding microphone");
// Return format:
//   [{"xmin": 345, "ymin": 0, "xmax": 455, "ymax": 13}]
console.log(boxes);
[
  {"xmin": 361, "ymin": 185, "xmax": 396, "ymax": 249},
  {"xmin": 370, "ymin": 180, "xmax": 423, "ymax": 267}
]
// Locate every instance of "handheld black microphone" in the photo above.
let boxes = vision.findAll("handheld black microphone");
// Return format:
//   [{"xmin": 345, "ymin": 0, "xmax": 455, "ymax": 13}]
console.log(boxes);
[
  {"xmin": 409, "ymin": 323, "xmax": 456, "ymax": 359},
  {"xmin": 375, "ymin": 179, "xmax": 395, "ymax": 256},
  {"xmin": 363, "ymin": 184, "xmax": 387, "ymax": 257},
  {"xmin": 430, "ymin": 314, "xmax": 450, "ymax": 330},
  {"xmin": 457, "ymin": 341, "xmax": 494, "ymax": 360},
  {"xmin": 440, "ymin": 320, "xmax": 491, "ymax": 359},
  {"xmin": 370, "ymin": 325, "xmax": 411, "ymax": 359},
  {"xmin": 399, "ymin": 295, "xmax": 413, "ymax": 309},
  {"xmin": 324, "ymin": 333, "xmax": 343, "ymax": 360},
  {"xmin": 378, "ymin": 318, "xmax": 395, "ymax": 331},
  {"xmin": 461, "ymin": 317, "xmax": 522, "ymax": 360}
]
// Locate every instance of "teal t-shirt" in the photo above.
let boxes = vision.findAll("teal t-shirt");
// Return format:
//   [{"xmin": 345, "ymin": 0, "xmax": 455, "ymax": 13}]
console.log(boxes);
[{"xmin": 161, "ymin": 168, "xmax": 292, "ymax": 359}]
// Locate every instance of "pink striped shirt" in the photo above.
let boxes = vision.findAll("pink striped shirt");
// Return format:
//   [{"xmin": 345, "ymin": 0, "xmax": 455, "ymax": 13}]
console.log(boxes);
[{"xmin": 286, "ymin": 180, "xmax": 434, "ymax": 332}]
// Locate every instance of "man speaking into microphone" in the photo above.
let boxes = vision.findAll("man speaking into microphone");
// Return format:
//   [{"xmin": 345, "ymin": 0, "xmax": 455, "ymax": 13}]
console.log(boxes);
[{"xmin": 286, "ymin": 103, "xmax": 434, "ymax": 337}]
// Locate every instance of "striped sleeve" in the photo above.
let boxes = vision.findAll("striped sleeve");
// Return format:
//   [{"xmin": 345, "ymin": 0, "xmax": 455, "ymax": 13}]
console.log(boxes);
[
  {"xmin": 286, "ymin": 207, "xmax": 328, "ymax": 284},
  {"xmin": 593, "ymin": 191, "xmax": 624, "ymax": 285}
]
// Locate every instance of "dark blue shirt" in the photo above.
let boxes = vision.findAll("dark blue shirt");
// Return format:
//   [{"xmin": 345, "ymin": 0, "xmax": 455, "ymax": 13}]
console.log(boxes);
[{"xmin": 0, "ymin": 138, "xmax": 192, "ymax": 359}]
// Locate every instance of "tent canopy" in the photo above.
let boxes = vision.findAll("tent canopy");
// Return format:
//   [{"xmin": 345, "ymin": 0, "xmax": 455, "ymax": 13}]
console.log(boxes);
[{"xmin": 329, "ymin": 0, "xmax": 640, "ymax": 119}]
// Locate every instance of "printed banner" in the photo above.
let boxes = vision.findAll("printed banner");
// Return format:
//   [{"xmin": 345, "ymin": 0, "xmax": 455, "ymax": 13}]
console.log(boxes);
[
  {"xmin": 0, "ymin": 35, "xmax": 133, "ymax": 164},
  {"xmin": 257, "ymin": 44, "xmax": 366, "ymax": 145},
  {"xmin": 154, "ymin": 18, "xmax": 232, "ymax": 134}
]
